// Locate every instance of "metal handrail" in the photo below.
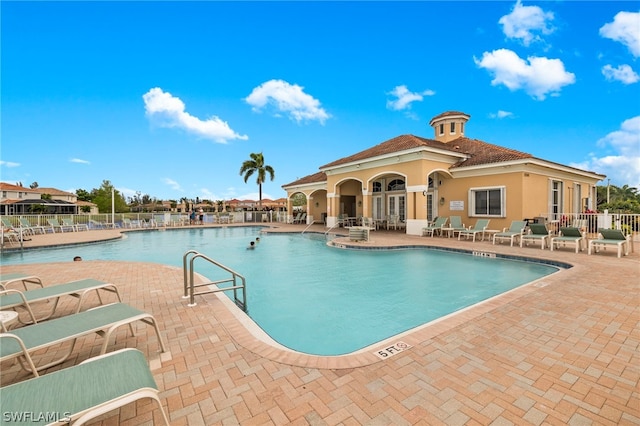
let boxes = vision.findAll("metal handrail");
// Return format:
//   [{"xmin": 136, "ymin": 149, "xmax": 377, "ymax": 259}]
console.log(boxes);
[{"xmin": 182, "ymin": 250, "xmax": 247, "ymax": 311}]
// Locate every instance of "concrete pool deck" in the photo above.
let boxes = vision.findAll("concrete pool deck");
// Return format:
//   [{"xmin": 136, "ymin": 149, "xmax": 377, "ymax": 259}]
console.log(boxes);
[{"xmin": 0, "ymin": 224, "xmax": 638, "ymax": 425}]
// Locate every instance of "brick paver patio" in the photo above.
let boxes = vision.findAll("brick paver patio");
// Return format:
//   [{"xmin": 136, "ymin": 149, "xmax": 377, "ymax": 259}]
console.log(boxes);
[{"xmin": 1, "ymin": 225, "xmax": 638, "ymax": 425}]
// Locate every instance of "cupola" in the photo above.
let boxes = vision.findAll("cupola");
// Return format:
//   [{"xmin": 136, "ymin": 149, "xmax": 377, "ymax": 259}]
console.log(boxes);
[{"xmin": 429, "ymin": 111, "xmax": 470, "ymax": 143}]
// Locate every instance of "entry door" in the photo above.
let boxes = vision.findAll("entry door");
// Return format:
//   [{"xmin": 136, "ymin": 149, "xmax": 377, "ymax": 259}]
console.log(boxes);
[{"xmin": 387, "ymin": 195, "xmax": 405, "ymax": 221}]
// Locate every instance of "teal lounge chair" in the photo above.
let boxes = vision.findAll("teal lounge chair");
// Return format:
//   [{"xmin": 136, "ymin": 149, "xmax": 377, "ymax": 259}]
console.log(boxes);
[
  {"xmin": 63, "ymin": 218, "xmax": 89, "ymax": 231},
  {"xmin": 0, "ymin": 302, "xmax": 166, "ymax": 375},
  {"xmin": 47, "ymin": 218, "xmax": 75, "ymax": 233},
  {"xmin": 493, "ymin": 220, "xmax": 527, "ymax": 246},
  {"xmin": 588, "ymin": 228, "xmax": 630, "ymax": 258},
  {"xmin": 19, "ymin": 217, "xmax": 47, "ymax": 235},
  {"xmin": 458, "ymin": 219, "xmax": 491, "ymax": 242},
  {"xmin": 0, "ymin": 278, "xmax": 122, "ymax": 324},
  {"xmin": 550, "ymin": 227, "xmax": 585, "ymax": 253},
  {"xmin": 422, "ymin": 216, "xmax": 448, "ymax": 237},
  {"xmin": 0, "ymin": 347, "xmax": 171, "ymax": 425},
  {"xmin": 0, "ymin": 273, "xmax": 43, "ymax": 291},
  {"xmin": 520, "ymin": 223, "xmax": 552, "ymax": 249},
  {"xmin": 448, "ymin": 215, "xmax": 467, "ymax": 238}
]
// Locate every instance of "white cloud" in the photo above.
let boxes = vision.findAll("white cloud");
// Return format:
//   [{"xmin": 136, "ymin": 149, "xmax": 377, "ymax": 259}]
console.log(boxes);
[
  {"xmin": 599, "ymin": 11, "xmax": 640, "ymax": 58},
  {"xmin": 70, "ymin": 158, "xmax": 90, "ymax": 164},
  {"xmin": 0, "ymin": 161, "xmax": 20, "ymax": 167},
  {"xmin": 474, "ymin": 48, "xmax": 575, "ymax": 100},
  {"xmin": 143, "ymin": 87, "xmax": 248, "ymax": 144},
  {"xmin": 386, "ymin": 85, "xmax": 435, "ymax": 111},
  {"xmin": 602, "ymin": 64, "xmax": 639, "ymax": 84},
  {"xmin": 489, "ymin": 110, "xmax": 514, "ymax": 119},
  {"xmin": 163, "ymin": 178, "xmax": 182, "ymax": 192},
  {"xmin": 244, "ymin": 79, "xmax": 330, "ymax": 124},
  {"xmin": 499, "ymin": 0, "xmax": 555, "ymax": 46},
  {"xmin": 576, "ymin": 116, "xmax": 640, "ymax": 188}
]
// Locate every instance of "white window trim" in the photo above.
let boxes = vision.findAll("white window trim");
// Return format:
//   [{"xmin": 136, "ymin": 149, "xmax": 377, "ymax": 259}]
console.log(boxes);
[{"xmin": 468, "ymin": 186, "xmax": 506, "ymax": 217}]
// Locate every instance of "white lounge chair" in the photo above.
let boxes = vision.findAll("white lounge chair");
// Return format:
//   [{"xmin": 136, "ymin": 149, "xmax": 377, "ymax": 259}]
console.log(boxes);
[
  {"xmin": 0, "ymin": 273, "xmax": 44, "ymax": 291},
  {"xmin": 493, "ymin": 220, "xmax": 527, "ymax": 246},
  {"xmin": 0, "ymin": 347, "xmax": 171, "ymax": 425},
  {"xmin": 0, "ymin": 278, "xmax": 122, "ymax": 324},
  {"xmin": 520, "ymin": 223, "xmax": 552, "ymax": 249},
  {"xmin": 550, "ymin": 227, "xmax": 585, "ymax": 253},
  {"xmin": 0, "ymin": 302, "xmax": 166, "ymax": 374},
  {"xmin": 18, "ymin": 218, "xmax": 47, "ymax": 235},
  {"xmin": 422, "ymin": 217, "xmax": 448, "ymax": 236},
  {"xmin": 458, "ymin": 219, "xmax": 491, "ymax": 242},
  {"xmin": 47, "ymin": 218, "xmax": 75, "ymax": 233},
  {"xmin": 588, "ymin": 228, "xmax": 630, "ymax": 258}
]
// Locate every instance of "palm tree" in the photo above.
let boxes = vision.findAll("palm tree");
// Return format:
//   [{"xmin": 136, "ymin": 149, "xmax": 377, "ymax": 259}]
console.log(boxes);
[{"xmin": 239, "ymin": 152, "xmax": 275, "ymax": 209}]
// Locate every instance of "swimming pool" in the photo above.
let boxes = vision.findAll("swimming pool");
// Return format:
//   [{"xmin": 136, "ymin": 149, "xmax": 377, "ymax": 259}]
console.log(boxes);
[{"xmin": 1, "ymin": 227, "xmax": 560, "ymax": 356}]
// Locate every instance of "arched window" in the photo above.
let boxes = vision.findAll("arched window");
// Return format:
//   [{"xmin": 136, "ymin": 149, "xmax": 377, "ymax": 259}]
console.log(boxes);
[
  {"xmin": 387, "ymin": 179, "xmax": 405, "ymax": 191},
  {"xmin": 372, "ymin": 182, "xmax": 382, "ymax": 193}
]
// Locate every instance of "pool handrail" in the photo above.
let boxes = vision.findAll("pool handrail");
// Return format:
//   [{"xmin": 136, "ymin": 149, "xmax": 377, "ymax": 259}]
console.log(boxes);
[{"xmin": 182, "ymin": 250, "xmax": 247, "ymax": 311}]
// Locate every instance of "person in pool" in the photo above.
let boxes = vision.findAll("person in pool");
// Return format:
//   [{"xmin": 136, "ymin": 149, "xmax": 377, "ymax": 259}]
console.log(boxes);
[
  {"xmin": 247, "ymin": 241, "xmax": 256, "ymax": 250},
  {"xmin": 255, "ymin": 237, "xmax": 260, "ymax": 243}
]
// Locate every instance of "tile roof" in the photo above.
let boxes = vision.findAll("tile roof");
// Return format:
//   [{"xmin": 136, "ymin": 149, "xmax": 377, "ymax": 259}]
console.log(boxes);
[
  {"xmin": 0, "ymin": 182, "xmax": 41, "ymax": 193},
  {"xmin": 319, "ymin": 134, "xmax": 532, "ymax": 169},
  {"xmin": 283, "ymin": 171, "xmax": 328, "ymax": 187}
]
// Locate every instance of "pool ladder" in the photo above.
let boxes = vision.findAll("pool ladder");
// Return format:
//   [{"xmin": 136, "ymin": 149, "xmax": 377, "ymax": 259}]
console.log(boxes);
[{"xmin": 182, "ymin": 250, "xmax": 247, "ymax": 312}]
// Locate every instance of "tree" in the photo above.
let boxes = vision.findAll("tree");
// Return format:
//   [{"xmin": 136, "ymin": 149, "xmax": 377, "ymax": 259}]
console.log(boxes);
[
  {"xmin": 30, "ymin": 182, "xmax": 39, "ymax": 189},
  {"xmin": 91, "ymin": 180, "xmax": 129, "ymax": 213},
  {"xmin": 75, "ymin": 189, "xmax": 92, "ymax": 202},
  {"xmin": 239, "ymin": 152, "xmax": 275, "ymax": 209}
]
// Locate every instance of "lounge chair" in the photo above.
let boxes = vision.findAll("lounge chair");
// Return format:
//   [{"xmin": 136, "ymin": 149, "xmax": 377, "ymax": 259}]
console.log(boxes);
[
  {"xmin": 88, "ymin": 219, "xmax": 108, "ymax": 229},
  {"xmin": 447, "ymin": 215, "xmax": 467, "ymax": 238},
  {"xmin": 18, "ymin": 217, "xmax": 47, "ymax": 235},
  {"xmin": 0, "ymin": 278, "xmax": 122, "ymax": 324},
  {"xmin": 1, "ymin": 226, "xmax": 21, "ymax": 246},
  {"xmin": 63, "ymin": 218, "xmax": 89, "ymax": 231},
  {"xmin": 0, "ymin": 273, "xmax": 44, "ymax": 291},
  {"xmin": 0, "ymin": 347, "xmax": 171, "ymax": 425},
  {"xmin": 47, "ymin": 218, "xmax": 75, "ymax": 233},
  {"xmin": 422, "ymin": 216, "xmax": 448, "ymax": 237},
  {"xmin": 152, "ymin": 215, "xmax": 167, "ymax": 227},
  {"xmin": 550, "ymin": 227, "xmax": 585, "ymax": 253},
  {"xmin": 520, "ymin": 223, "xmax": 552, "ymax": 249},
  {"xmin": 493, "ymin": 220, "xmax": 527, "ymax": 246},
  {"xmin": 457, "ymin": 219, "xmax": 491, "ymax": 242},
  {"xmin": 0, "ymin": 302, "xmax": 167, "ymax": 374},
  {"xmin": 588, "ymin": 228, "xmax": 630, "ymax": 258}
]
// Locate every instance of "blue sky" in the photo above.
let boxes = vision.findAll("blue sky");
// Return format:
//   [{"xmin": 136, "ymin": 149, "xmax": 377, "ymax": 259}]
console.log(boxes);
[{"xmin": 2, "ymin": 1, "xmax": 639, "ymax": 202}]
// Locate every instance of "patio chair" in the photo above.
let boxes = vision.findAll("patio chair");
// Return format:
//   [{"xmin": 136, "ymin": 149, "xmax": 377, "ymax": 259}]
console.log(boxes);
[
  {"xmin": 520, "ymin": 223, "xmax": 552, "ymax": 249},
  {"xmin": 1, "ymin": 226, "xmax": 21, "ymax": 246},
  {"xmin": 0, "ymin": 273, "xmax": 44, "ymax": 291},
  {"xmin": 0, "ymin": 302, "xmax": 167, "ymax": 375},
  {"xmin": 0, "ymin": 278, "xmax": 122, "ymax": 324},
  {"xmin": 588, "ymin": 228, "xmax": 630, "ymax": 258},
  {"xmin": 493, "ymin": 220, "xmax": 527, "ymax": 246},
  {"xmin": 0, "ymin": 347, "xmax": 171, "ymax": 425},
  {"xmin": 88, "ymin": 219, "xmax": 108, "ymax": 229},
  {"xmin": 1, "ymin": 216, "xmax": 17, "ymax": 229},
  {"xmin": 448, "ymin": 215, "xmax": 467, "ymax": 238},
  {"xmin": 19, "ymin": 217, "xmax": 47, "ymax": 235},
  {"xmin": 422, "ymin": 216, "xmax": 448, "ymax": 236},
  {"xmin": 550, "ymin": 227, "xmax": 585, "ymax": 253},
  {"xmin": 361, "ymin": 217, "xmax": 377, "ymax": 231},
  {"xmin": 457, "ymin": 219, "xmax": 491, "ymax": 242},
  {"xmin": 47, "ymin": 218, "xmax": 75, "ymax": 233},
  {"xmin": 62, "ymin": 218, "xmax": 89, "ymax": 231},
  {"xmin": 152, "ymin": 215, "xmax": 167, "ymax": 227}
]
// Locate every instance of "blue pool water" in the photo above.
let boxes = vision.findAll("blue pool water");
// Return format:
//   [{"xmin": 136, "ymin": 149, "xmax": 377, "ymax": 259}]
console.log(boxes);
[{"xmin": 1, "ymin": 227, "xmax": 559, "ymax": 355}]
